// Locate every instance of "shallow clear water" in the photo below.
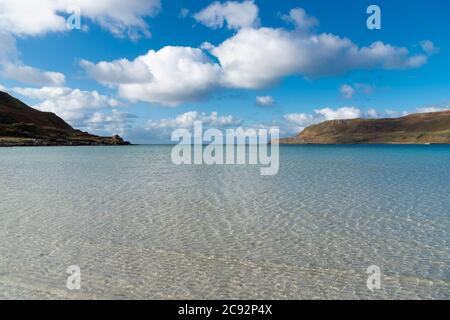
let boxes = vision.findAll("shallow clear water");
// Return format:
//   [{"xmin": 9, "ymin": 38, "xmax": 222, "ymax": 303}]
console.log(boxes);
[{"xmin": 0, "ymin": 145, "xmax": 449, "ymax": 299}]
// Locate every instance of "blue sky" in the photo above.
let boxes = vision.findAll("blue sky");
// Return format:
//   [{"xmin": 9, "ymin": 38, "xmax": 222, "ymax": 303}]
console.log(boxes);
[{"xmin": 0, "ymin": 0, "xmax": 449, "ymax": 143}]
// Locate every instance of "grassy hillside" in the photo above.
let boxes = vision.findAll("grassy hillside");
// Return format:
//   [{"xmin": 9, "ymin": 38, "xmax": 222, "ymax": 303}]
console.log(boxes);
[
  {"xmin": 0, "ymin": 91, "xmax": 130, "ymax": 146},
  {"xmin": 277, "ymin": 111, "xmax": 450, "ymax": 144}
]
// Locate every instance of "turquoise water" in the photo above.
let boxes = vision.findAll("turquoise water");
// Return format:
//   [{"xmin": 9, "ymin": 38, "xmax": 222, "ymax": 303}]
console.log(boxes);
[{"xmin": 0, "ymin": 145, "xmax": 449, "ymax": 299}]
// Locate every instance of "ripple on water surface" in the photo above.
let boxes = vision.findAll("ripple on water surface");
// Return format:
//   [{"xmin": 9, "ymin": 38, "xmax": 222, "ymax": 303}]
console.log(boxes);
[{"xmin": 0, "ymin": 145, "xmax": 449, "ymax": 299}]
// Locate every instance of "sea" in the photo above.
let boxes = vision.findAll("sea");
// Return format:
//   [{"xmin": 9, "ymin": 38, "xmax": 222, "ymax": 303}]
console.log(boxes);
[{"xmin": 0, "ymin": 145, "xmax": 449, "ymax": 299}]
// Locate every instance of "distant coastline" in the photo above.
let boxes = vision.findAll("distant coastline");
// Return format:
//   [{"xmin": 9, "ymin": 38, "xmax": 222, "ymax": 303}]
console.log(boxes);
[
  {"xmin": 0, "ymin": 91, "xmax": 130, "ymax": 147},
  {"xmin": 0, "ymin": 135, "xmax": 131, "ymax": 147},
  {"xmin": 3, "ymin": 90, "xmax": 450, "ymax": 147},
  {"xmin": 275, "ymin": 111, "xmax": 450, "ymax": 145}
]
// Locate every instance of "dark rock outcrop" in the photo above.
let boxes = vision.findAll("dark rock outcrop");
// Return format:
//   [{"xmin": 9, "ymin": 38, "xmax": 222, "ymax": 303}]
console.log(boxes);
[{"xmin": 0, "ymin": 91, "xmax": 131, "ymax": 146}]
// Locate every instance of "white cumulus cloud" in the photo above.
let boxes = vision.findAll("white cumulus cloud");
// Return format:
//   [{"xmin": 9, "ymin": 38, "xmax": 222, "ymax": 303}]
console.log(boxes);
[
  {"xmin": 208, "ymin": 28, "xmax": 427, "ymax": 89},
  {"xmin": 315, "ymin": 107, "xmax": 363, "ymax": 121},
  {"xmin": 81, "ymin": 7, "xmax": 429, "ymax": 106},
  {"xmin": 339, "ymin": 84, "xmax": 356, "ymax": 99},
  {"xmin": 2, "ymin": 64, "xmax": 65, "ymax": 86},
  {"xmin": 142, "ymin": 111, "xmax": 241, "ymax": 142},
  {"xmin": 0, "ymin": 32, "xmax": 65, "ymax": 86},
  {"xmin": 0, "ymin": 0, "xmax": 161, "ymax": 38},
  {"xmin": 284, "ymin": 107, "xmax": 363, "ymax": 133},
  {"xmin": 367, "ymin": 109, "xmax": 379, "ymax": 118},
  {"xmin": 80, "ymin": 58, "xmax": 153, "ymax": 86},
  {"xmin": 340, "ymin": 83, "xmax": 374, "ymax": 99},
  {"xmin": 12, "ymin": 86, "xmax": 121, "ymax": 123},
  {"xmin": 416, "ymin": 105, "xmax": 449, "ymax": 113},
  {"xmin": 81, "ymin": 46, "xmax": 222, "ymax": 106},
  {"xmin": 83, "ymin": 109, "xmax": 137, "ymax": 136},
  {"xmin": 420, "ymin": 40, "xmax": 439, "ymax": 55},
  {"xmin": 284, "ymin": 113, "xmax": 314, "ymax": 127},
  {"xmin": 282, "ymin": 8, "xmax": 319, "ymax": 33},
  {"xmin": 146, "ymin": 111, "xmax": 240, "ymax": 129},
  {"xmin": 256, "ymin": 96, "xmax": 275, "ymax": 106},
  {"xmin": 194, "ymin": 0, "xmax": 259, "ymax": 30}
]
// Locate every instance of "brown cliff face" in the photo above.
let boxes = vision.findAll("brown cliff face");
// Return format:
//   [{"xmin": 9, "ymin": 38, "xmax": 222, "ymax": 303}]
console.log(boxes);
[
  {"xmin": 277, "ymin": 111, "xmax": 450, "ymax": 144},
  {"xmin": 0, "ymin": 91, "xmax": 130, "ymax": 146}
]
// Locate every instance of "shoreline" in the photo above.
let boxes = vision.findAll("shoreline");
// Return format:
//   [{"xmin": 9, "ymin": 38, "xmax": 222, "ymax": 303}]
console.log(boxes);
[{"xmin": 2, "ymin": 142, "xmax": 450, "ymax": 147}]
